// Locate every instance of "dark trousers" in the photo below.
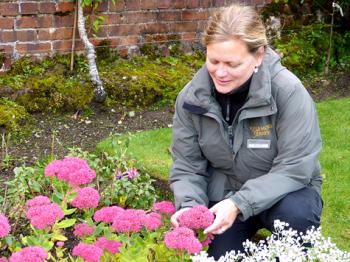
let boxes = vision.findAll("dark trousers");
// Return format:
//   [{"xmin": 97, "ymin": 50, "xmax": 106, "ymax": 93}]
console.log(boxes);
[{"xmin": 207, "ymin": 187, "xmax": 323, "ymax": 260}]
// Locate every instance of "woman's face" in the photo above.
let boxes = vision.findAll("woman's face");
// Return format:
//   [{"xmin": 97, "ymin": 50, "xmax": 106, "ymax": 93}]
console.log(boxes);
[{"xmin": 206, "ymin": 39, "xmax": 264, "ymax": 94}]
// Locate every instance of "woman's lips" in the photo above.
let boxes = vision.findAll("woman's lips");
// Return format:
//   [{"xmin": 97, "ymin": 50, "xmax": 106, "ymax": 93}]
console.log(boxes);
[{"xmin": 216, "ymin": 79, "xmax": 232, "ymax": 85}]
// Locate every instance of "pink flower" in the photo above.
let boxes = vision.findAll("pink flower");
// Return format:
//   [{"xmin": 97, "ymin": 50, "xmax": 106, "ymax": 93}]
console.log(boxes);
[
  {"xmin": 0, "ymin": 213, "xmax": 11, "ymax": 238},
  {"xmin": 0, "ymin": 257, "xmax": 7, "ymax": 262},
  {"xmin": 164, "ymin": 227, "xmax": 202, "ymax": 254},
  {"xmin": 95, "ymin": 236, "xmax": 122, "ymax": 255},
  {"xmin": 201, "ymin": 233, "xmax": 214, "ymax": 247},
  {"xmin": 115, "ymin": 168, "xmax": 139, "ymax": 180},
  {"xmin": 72, "ymin": 243, "xmax": 103, "ymax": 262},
  {"xmin": 26, "ymin": 203, "xmax": 64, "ymax": 230},
  {"xmin": 73, "ymin": 223, "xmax": 95, "ymax": 238},
  {"xmin": 93, "ymin": 206, "xmax": 124, "ymax": 224},
  {"xmin": 152, "ymin": 201, "xmax": 176, "ymax": 215},
  {"xmin": 142, "ymin": 212, "xmax": 162, "ymax": 231},
  {"xmin": 112, "ymin": 209, "xmax": 146, "ymax": 233},
  {"xmin": 71, "ymin": 187, "xmax": 100, "ymax": 209},
  {"xmin": 178, "ymin": 205, "xmax": 214, "ymax": 230},
  {"xmin": 44, "ymin": 157, "xmax": 96, "ymax": 187},
  {"xmin": 9, "ymin": 246, "xmax": 48, "ymax": 262},
  {"xmin": 56, "ymin": 241, "xmax": 65, "ymax": 247},
  {"xmin": 26, "ymin": 196, "xmax": 51, "ymax": 208}
]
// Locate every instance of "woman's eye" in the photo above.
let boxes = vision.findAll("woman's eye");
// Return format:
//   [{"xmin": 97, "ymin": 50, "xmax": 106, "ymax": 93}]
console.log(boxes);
[{"xmin": 229, "ymin": 63, "xmax": 240, "ymax": 68}]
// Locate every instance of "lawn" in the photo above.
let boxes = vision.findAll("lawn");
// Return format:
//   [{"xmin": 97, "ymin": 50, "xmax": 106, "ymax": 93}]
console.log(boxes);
[{"xmin": 98, "ymin": 97, "xmax": 350, "ymax": 251}]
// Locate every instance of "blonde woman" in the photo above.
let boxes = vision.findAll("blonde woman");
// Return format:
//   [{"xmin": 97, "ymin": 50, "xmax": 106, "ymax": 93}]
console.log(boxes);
[{"xmin": 170, "ymin": 3, "xmax": 322, "ymax": 259}]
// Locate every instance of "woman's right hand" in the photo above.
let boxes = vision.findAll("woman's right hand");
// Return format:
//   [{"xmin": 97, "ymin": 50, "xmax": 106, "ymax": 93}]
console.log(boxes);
[{"xmin": 170, "ymin": 207, "xmax": 191, "ymax": 227}]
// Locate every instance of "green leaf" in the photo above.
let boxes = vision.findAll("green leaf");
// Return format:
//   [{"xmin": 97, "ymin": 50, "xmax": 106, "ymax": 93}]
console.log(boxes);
[
  {"xmin": 52, "ymin": 234, "xmax": 68, "ymax": 241},
  {"xmin": 63, "ymin": 208, "xmax": 77, "ymax": 216},
  {"xmin": 56, "ymin": 218, "xmax": 76, "ymax": 229}
]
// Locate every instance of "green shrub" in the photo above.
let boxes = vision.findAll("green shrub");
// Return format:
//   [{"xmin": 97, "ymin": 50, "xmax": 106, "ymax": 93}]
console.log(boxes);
[{"xmin": 0, "ymin": 98, "xmax": 28, "ymax": 131}]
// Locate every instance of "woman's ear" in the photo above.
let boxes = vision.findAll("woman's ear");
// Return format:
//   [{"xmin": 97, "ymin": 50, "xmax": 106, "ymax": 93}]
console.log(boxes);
[{"xmin": 255, "ymin": 46, "xmax": 265, "ymax": 66}]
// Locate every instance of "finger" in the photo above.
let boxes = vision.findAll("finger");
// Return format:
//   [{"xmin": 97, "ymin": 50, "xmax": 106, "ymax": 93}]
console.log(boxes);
[
  {"xmin": 204, "ymin": 217, "xmax": 223, "ymax": 234},
  {"xmin": 170, "ymin": 215, "xmax": 179, "ymax": 227}
]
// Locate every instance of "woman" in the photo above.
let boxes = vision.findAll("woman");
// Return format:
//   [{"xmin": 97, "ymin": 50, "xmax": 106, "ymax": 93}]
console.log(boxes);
[{"xmin": 169, "ymin": 3, "xmax": 323, "ymax": 259}]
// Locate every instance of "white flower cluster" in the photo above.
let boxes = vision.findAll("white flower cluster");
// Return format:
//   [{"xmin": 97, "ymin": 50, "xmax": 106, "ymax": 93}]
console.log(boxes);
[{"xmin": 191, "ymin": 220, "xmax": 350, "ymax": 262}]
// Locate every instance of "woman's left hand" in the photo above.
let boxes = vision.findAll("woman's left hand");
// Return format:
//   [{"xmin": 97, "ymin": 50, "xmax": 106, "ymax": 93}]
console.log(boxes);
[{"xmin": 204, "ymin": 199, "xmax": 240, "ymax": 235}]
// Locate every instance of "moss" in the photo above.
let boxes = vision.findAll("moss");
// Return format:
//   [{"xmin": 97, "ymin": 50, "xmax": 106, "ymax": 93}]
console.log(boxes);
[{"xmin": 0, "ymin": 98, "xmax": 28, "ymax": 131}]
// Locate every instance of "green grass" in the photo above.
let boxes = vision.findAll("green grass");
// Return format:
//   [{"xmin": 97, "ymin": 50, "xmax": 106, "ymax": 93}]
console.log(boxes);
[{"xmin": 97, "ymin": 97, "xmax": 350, "ymax": 251}]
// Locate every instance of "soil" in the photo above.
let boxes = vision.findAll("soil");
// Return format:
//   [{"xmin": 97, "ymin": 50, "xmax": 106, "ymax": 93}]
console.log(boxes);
[{"xmin": 1, "ymin": 71, "xmax": 350, "ymax": 179}]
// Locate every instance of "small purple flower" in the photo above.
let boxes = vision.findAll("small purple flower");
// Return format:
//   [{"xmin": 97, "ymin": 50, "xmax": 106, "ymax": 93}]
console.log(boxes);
[{"xmin": 115, "ymin": 168, "xmax": 139, "ymax": 180}]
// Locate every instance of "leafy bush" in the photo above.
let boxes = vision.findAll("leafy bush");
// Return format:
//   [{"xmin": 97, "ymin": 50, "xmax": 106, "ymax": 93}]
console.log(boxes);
[{"xmin": 0, "ymin": 98, "xmax": 28, "ymax": 131}]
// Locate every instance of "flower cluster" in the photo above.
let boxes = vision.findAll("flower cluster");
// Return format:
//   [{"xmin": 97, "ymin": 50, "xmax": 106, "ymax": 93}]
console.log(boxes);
[
  {"xmin": 0, "ymin": 213, "xmax": 10, "ymax": 238},
  {"xmin": 26, "ymin": 197, "xmax": 64, "ymax": 230},
  {"xmin": 9, "ymin": 246, "xmax": 48, "ymax": 262},
  {"xmin": 44, "ymin": 157, "xmax": 96, "ymax": 186},
  {"xmin": 71, "ymin": 187, "xmax": 100, "ymax": 209},
  {"xmin": 73, "ymin": 223, "xmax": 95, "ymax": 238},
  {"xmin": 115, "ymin": 167, "xmax": 139, "ymax": 180},
  {"xmin": 93, "ymin": 206, "xmax": 124, "ymax": 223},
  {"xmin": 178, "ymin": 205, "xmax": 214, "ymax": 230},
  {"xmin": 111, "ymin": 209, "xmax": 146, "ymax": 233},
  {"xmin": 152, "ymin": 201, "xmax": 176, "ymax": 215},
  {"xmin": 95, "ymin": 236, "xmax": 122, "ymax": 255},
  {"xmin": 164, "ymin": 227, "xmax": 203, "ymax": 254},
  {"xmin": 142, "ymin": 212, "xmax": 163, "ymax": 231},
  {"xmin": 191, "ymin": 220, "xmax": 350, "ymax": 262},
  {"xmin": 72, "ymin": 243, "xmax": 103, "ymax": 262}
]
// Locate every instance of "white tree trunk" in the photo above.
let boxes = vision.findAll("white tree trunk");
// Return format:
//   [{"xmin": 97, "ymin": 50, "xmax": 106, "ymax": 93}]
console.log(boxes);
[{"xmin": 77, "ymin": 0, "xmax": 106, "ymax": 102}]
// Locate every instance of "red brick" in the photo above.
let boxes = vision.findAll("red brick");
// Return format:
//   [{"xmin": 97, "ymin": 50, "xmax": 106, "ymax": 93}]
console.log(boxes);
[
  {"xmin": 126, "ymin": 0, "xmax": 140, "ymax": 11},
  {"xmin": 120, "ymin": 35, "xmax": 140, "ymax": 45},
  {"xmin": 109, "ymin": 24, "xmax": 140, "ymax": 36},
  {"xmin": 0, "ymin": 31, "xmax": 16, "ymax": 43},
  {"xmin": 91, "ymin": 26, "xmax": 108, "ymax": 38},
  {"xmin": 109, "ymin": 0, "xmax": 125, "ymax": 12},
  {"xmin": 96, "ymin": 1, "xmax": 109, "ymax": 12},
  {"xmin": 37, "ymin": 29, "xmax": 53, "ymax": 41},
  {"xmin": 186, "ymin": 0, "xmax": 200, "ymax": 8},
  {"xmin": 57, "ymin": 2, "xmax": 74, "ymax": 13},
  {"xmin": 0, "ymin": 3, "xmax": 19, "ymax": 16},
  {"xmin": 17, "ymin": 16, "xmax": 53, "ymax": 29},
  {"xmin": 158, "ymin": 0, "xmax": 172, "ymax": 9},
  {"xmin": 105, "ymin": 14, "xmax": 126, "ymax": 24},
  {"xmin": 170, "ymin": 22, "xmax": 198, "ymax": 32},
  {"xmin": 125, "ymin": 12, "xmax": 156, "ymax": 23},
  {"xmin": 39, "ymin": 2, "xmax": 57, "ymax": 14},
  {"xmin": 182, "ymin": 10, "xmax": 209, "ymax": 21},
  {"xmin": 0, "ymin": 17, "xmax": 14, "ymax": 29},
  {"xmin": 16, "ymin": 30, "xmax": 37, "ymax": 42},
  {"xmin": 16, "ymin": 42, "xmax": 52, "ymax": 55},
  {"xmin": 0, "ymin": 44, "xmax": 14, "ymax": 54},
  {"xmin": 53, "ymin": 40, "xmax": 83, "ymax": 53},
  {"xmin": 54, "ymin": 15, "xmax": 74, "ymax": 27},
  {"xmin": 213, "ymin": 0, "xmax": 225, "ymax": 7},
  {"xmin": 198, "ymin": 20, "xmax": 208, "ymax": 31},
  {"xmin": 156, "ymin": 11, "xmax": 180, "ymax": 21},
  {"xmin": 200, "ymin": 0, "xmax": 213, "ymax": 8},
  {"xmin": 21, "ymin": 3, "xmax": 39, "ymax": 15},
  {"xmin": 182, "ymin": 32, "xmax": 197, "ymax": 40},
  {"xmin": 173, "ymin": 0, "xmax": 186, "ymax": 9},
  {"xmin": 118, "ymin": 47, "xmax": 128, "ymax": 58},
  {"xmin": 140, "ymin": 23, "xmax": 170, "ymax": 34},
  {"xmin": 141, "ymin": 0, "xmax": 157, "ymax": 10},
  {"xmin": 54, "ymin": 27, "xmax": 74, "ymax": 40}
]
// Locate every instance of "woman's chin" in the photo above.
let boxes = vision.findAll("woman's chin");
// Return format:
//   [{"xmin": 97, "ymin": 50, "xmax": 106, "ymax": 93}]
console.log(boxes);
[{"xmin": 215, "ymin": 85, "xmax": 237, "ymax": 94}]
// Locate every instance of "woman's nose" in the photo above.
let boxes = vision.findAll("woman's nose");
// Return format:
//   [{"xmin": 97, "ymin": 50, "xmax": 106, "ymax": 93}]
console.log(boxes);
[{"xmin": 216, "ymin": 65, "xmax": 228, "ymax": 77}]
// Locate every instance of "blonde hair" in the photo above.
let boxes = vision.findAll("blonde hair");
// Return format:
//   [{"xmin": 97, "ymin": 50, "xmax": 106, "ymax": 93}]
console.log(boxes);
[{"xmin": 203, "ymin": 3, "xmax": 268, "ymax": 53}]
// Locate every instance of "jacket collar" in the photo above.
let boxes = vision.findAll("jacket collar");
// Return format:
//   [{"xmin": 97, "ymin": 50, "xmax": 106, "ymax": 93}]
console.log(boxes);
[{"xmin": 183, "ymin": 47, "xmax": 283, "ymax": 118}]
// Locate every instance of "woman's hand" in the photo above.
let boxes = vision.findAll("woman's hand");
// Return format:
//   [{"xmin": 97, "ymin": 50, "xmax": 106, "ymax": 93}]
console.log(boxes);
[
  {"xmin": 204, "ymin": 199, "xmax": 240, "ymax": 235},
  {"xmin": 170, "ymin": 207, "xmax": 191, "ymax": 227}
]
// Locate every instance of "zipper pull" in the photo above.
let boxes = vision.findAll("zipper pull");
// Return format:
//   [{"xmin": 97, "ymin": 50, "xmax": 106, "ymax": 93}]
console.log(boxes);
[{"xmin": 228, "ymin": 125, "xmax": 234, "ymax": 148}]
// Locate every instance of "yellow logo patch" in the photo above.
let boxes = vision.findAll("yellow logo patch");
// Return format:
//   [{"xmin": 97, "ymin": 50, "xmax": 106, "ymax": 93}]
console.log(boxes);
[{"xmin": 250, "ymin": 124, "xmax": 272, "ymax": 138}]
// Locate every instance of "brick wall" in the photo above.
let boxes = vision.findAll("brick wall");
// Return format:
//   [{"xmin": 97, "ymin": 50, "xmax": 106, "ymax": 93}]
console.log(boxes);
[{"xmin": 0, "ymin": 0, "xmax": 267, "ymax": 69}]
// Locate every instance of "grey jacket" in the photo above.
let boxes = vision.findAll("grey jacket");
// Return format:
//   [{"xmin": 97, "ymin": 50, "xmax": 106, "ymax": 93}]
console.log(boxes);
[{"xmin": 170, "ymin": 48, "xmax": 322, "ymax": 221}]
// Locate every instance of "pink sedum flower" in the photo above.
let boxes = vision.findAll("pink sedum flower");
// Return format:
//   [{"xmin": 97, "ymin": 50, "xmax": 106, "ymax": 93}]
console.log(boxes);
[
  {"xmin": 112, "ymin": 209, "xmax": 146, "ymax": 233},
  {"xmin": 73, "ymin": 223, "xmax": 95, "ymax": 238},
  {"xmin": 164, "ymin": 227, "xmax": 202, "ymax": 254},
  {"xmin": 152, "ymin": 201, "xmax": 176, "ymax": 215},
  {"xmin": 56, "ymin": 241, "xmax": 65, "ymax": 247},
  {"xmin": 95, "ymin": 236, "xmax": 122, "ymax": 255},
  {"xmin": 26, "ymin": 203, "xmax": 64, "ymax": 230},
  {"xmin": 71, "ymin": 187, "xmax": 100, "ymax": 209},
  {"xmin": 142, "ymin": 212, "xmax": 163, "ymax": 231},
  {"xmin": 72, "ymin": 243, "xmax": 103, "ymax": 262},
  {"xmin": 0, "ymin": 213, "xmax": 11, "ymax": 238},
  {"xmin": 0, "ymin": 257, "xmax": 7, "ymax": 262},
  {"xmin": 25, "ymin": 196, "xmax": 51, "ymax": 208},
  {"xmin": 44, "ymin": 157, "xmax": 96, "ymax": 187},
  {"xmin": 178, "ymin": 205, "xmax": 214, "ymax": 230},
  {"xmin": 9, "ymin": 246, "xmax": 48, "ymax": 262},
  {"xmin": 93, "ymin": 206, "xmax": 124, "ymax": 224}
]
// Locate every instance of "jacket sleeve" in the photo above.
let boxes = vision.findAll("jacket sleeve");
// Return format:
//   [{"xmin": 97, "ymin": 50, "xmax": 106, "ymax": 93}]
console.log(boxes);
[
  {"xmin": 169, "ymin": 91, "xmax": 209, "ymax": 210},
  {"xmin": 230, "ymin": 82, "xmax": 322, "ymax": 221}
]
